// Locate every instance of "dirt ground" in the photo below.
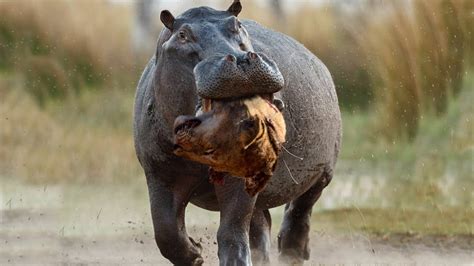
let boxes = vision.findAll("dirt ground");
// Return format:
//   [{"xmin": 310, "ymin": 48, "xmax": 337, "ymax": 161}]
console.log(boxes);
[
  {"xmin": 1, "ymin": 207, "xmax": 473, "ymax": 265},
  {"xmin": 1, "ymin": 179, "xmax": 472, "ymax": 265}
]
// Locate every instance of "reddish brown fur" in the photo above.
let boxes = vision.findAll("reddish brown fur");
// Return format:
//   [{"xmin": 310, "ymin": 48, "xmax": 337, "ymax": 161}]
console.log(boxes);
[{"xmin": 173, "ymin": 96, "xmax": 286, "ymax": 196}]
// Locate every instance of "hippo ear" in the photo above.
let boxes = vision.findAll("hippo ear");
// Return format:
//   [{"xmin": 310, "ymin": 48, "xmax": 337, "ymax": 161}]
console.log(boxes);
[
  {"xmin": 227, "ymin": 0, "xmax": 242, "ymax": 17},
  {"xmin": 160, "ymin": 10, "xmax": 175, "ymax": 30}
]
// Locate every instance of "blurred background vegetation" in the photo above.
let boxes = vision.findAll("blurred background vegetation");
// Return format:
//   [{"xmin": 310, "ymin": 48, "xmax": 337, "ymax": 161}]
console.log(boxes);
[{"xmin": 0, "ymin": 0, "xmax": 472, "ymax": 233}]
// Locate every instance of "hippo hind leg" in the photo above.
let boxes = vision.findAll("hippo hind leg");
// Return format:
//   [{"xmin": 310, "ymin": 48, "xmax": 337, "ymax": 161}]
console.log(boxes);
[
  {"xmin": 277, "ymin": 170, "xmax": 332, "ymax": 264},
  {"xmin": 250, "ymin": 209, "xmax": 271, "ymax": 265}
]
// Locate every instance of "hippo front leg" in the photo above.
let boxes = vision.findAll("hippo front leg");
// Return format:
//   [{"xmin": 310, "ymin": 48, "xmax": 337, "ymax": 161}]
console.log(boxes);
[
  {"xmin": 215, "ymin": 176, "xmax": 257, "ymax": 266},
  {"xmin": 146, "ymin": 174, "xmax": 203, "ymax": 266}
]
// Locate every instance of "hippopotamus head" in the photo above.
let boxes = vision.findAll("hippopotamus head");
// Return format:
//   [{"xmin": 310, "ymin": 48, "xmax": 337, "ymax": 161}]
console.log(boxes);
[
  {"xmin": 156, "ymin": 0, "xmax": 284, "ymax": 99},
  {"xmin": 172, "ymin": 96, "xmax": 286, "ymax": 195}
]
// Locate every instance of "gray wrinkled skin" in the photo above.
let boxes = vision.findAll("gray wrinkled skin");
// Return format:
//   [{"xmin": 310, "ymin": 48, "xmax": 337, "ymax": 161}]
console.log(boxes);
[
  {"xmin": 133, "ymin": 3, "xmax": 341, "ymax": 265},
  {"xmin": 194, "ymin": 52, "xmax": 284, "ymax": 99}
]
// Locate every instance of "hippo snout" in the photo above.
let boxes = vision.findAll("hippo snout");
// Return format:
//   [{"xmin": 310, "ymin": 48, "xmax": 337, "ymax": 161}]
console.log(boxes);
[{"xmin": 194, "ymin": 52, "xmax": 284, "ymax": 99}]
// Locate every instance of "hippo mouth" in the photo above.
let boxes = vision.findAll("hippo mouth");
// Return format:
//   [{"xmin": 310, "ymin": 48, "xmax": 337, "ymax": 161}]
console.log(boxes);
[{"xmin": 193, "ymin": 51, "xmax": 284, "ymax": 99}]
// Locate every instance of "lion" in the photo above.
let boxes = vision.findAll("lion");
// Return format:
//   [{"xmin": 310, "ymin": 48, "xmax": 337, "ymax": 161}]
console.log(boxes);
[{"xmin": 173, "ymin": 96, "xmax": 286, "ymax": 196}]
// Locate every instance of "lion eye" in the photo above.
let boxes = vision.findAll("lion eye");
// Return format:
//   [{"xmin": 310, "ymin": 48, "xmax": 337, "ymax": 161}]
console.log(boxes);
[
  {"xmin": 204, "ymin": 148, "xmax": 215, "ymax": 155},
  {"xmin": 240, "ymin": 118, "xmax": 256, "ymax": 130}
]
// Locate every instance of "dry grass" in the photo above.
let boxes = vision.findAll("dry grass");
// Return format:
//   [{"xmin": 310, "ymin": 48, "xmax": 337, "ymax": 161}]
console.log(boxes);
[
  {"xmin": 280, "ymin": 4, "xmax": 374, "ymax": 110},
  {"xmin": 345, "ymin": 0, "xmax": 471, "ymax": 139},
  {"xmin": 0, "ymin": 0, "xmax": 135, "ymax": 68},
  {"xmin": 0, "ymin": 1, "xmax": 142, "ymax": 183},
  {"xmin": 0, "ymin": 0, "xmax": 138, "ymax": 104},
  {"xmin": 0, "ymin": 74, "xmax": 141, "ymax": 184}
]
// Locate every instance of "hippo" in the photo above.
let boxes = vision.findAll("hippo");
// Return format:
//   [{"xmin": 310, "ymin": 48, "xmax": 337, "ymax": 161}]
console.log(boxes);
[
  {"xmin": 133, "ymin": 1, "xmax": 342, "ymax": 265},
  {"xmin": 173, "ymin": 96, "xmax": 287, "ymax": 196}
]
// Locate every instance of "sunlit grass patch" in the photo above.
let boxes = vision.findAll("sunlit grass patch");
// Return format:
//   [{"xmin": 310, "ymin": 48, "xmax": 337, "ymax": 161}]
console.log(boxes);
[{"xmin": 313, "ymin": 207, "xmax": 473, "ymax": 236}]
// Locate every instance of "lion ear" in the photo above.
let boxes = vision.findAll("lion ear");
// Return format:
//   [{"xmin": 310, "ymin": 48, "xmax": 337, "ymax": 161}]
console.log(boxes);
[
  {"xmin": 265, "ymin": 118, "xmax": 283, "ymax": 155},
  {"xmin": 227, "ymin": 0, "xmax": 242, "ymax": 17},
  {"xmin": 160, "ymin": 10, "xmax": 175, "ymax": 30}
]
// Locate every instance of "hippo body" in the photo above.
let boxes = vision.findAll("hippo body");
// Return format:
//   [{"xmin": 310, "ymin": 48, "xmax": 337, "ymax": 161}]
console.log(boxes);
[{"xmin": 133, "ymin": 2, "xmax": 341, "ymax": 265}]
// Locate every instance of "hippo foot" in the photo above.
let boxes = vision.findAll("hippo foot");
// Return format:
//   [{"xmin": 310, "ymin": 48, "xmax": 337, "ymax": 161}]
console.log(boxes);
[
  {"xmin": 188, "ymin": 237, "xmax": 204, "ymax": 266},
  {"xmin": 190, "ymin": 257, "xmax": 204, "ymax": 266},
  {"xmin": 277, "ymin": 218, "xmax": 310, "ymax": 265},
  {"xmin": 278, "ymin": 254, "xmax": 305, "ymax": 266},
  {"xmin": 250, "ymin": 210, "xmax": 271, "ymax": 265},
  {"xmin": 251, "ymin": 250, "xmax": 270, "ymax": 266},
  {"xmin": 218, "ymin": 241, "xmax": 252, "ymax": 266}
]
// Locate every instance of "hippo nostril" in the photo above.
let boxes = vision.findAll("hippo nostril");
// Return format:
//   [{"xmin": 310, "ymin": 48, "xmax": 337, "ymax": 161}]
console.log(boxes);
[
  {"xmin": 225, "ymin": 55, "xmax": 236, "ymax": 63},
  {"xmin": 247, "ymin": 51, "xmax": 258, "ymax": 60}
]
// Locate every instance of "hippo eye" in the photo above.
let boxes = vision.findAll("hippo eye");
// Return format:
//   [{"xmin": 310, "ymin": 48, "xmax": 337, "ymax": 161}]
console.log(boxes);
[
  {"xmin": 178, "ymin": 30, "xmax": 187, "ymax": 41},
  {"xmin": 231, "ymin": 20, "xmax": 241, "ymax": 34}
]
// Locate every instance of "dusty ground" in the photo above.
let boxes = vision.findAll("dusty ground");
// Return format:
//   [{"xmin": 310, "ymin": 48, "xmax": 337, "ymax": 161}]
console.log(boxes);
[
  {"xmin": 1, "ymin": 180, "xmax": 473, "ymax": 265},
  {"xmin": 2, "ymin": 208, "xmax": 473, "ymax": 265}
]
